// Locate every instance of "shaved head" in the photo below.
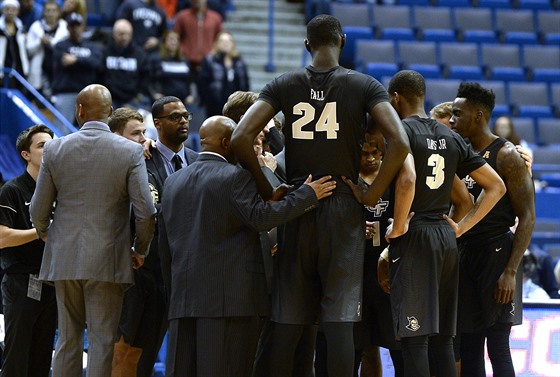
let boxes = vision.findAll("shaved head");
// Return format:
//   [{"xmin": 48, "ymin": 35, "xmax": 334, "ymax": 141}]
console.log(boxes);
[
  {"xmin": 199, "ymin": 116, "xmax": 236, "ymax": 162},
  {"xmin": 75, "ymin": 84, "xmax": 113, "ymax": 126}
]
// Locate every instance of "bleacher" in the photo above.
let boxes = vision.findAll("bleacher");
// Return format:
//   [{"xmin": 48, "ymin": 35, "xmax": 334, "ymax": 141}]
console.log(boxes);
[{"xmin": 309, "ymin": 0, "xmax": 560, "ymax": 251}]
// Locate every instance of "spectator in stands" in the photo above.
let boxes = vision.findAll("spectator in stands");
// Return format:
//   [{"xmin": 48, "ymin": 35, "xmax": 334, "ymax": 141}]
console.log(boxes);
[
  {"xmin": 173, "ymin": 0, "xmax": 222, "ymax": 73},
  {"xmin": 0, "ymin": 125, "xmax": 57, "ymax": 377},
  {"xmin": 51, "ymin": 12, "xmax": 102, "ymax": 125},
  {"xmin": 149, "ymin": 30, "xmax": 194, "ymax": 105},
  {"xmin": 26, "ymin": 0, "xmax": 68, "ymax": 99},
  {"xmin": 115, "ymin": 0, "xmax": 168, "ymax": 55},
  {"xmin": 157, "ymin": 0, "xmax": 177, "ymax": 20},
  {"xmin": 522, "ymin": 250, "xmax": 550, "ymax": 299},
  {"xmin": 492, "ymin": 115, "xmax": 533, "ymax": 156},
  {"xmin": 17, "ymin": 0, "xmax": 42, "ymax": 31},
  {"xmin": 429, "ymin": 101, "xmax": 453, "ymax": 128},
  {"xmin": 102, "ymin": 18, "xmax": 151, "ymax": 109},
  {"xmin": 178, "ymin": 0, "xmax": 229, "ymax": 20},
  {"xmin": 199, "ymin": 31, "xmax": 250, "ymax": 117},
  {"xmin": 528, "ymin": 246, "xmax": 560, "ymax": 299},
  {"xmin": 60, "ymin": 0, "xmax": 86, "ymax": 21},
  {"xmin": 0, "ymin": 0, "xmax": 29, "ymax": 84}
]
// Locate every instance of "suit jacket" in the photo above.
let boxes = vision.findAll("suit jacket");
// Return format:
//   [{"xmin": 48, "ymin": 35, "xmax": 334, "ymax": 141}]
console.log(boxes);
[
  {"xmin": 159, "ymin": 153, "xmax": 318, "ymax": 319},
  {"xmin": 143, "ymin": 145, "xmax": 198, "ymax": 276},
  {"xmin": 30, "ymin": 121, "xmax": 156, "ymax": 284},
  {"xmin": 145, "ymin": 145, "xmax": 198, "ymax": 206}
]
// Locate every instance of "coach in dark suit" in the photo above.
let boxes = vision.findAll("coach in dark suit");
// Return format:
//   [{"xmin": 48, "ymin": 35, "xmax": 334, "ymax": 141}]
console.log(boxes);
[{"xmin": 159, "ymin": 116, "xmax": 336, "ymax": 377}]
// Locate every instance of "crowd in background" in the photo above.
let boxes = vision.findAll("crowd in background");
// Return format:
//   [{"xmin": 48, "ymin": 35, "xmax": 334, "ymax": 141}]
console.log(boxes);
[{"xmin": 0, "ymin": 0, "xmax": 248, "ymax": 130}]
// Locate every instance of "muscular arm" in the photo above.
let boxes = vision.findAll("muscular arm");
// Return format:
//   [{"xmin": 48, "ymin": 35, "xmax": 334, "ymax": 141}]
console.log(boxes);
[
  {"xmin": 361, "ymin": 102, "xmax": 410, "ymax": 206},
  {"xmin": 387, "ymin": 154, "xmax": 415, "ymax": 239},
  {"xmin": 231, "ymin": 100, "xmax": 278, "ymax": 200},
  {"xmin": 495, "ymin": 143, "xmax": 536, "ymax": 304},
  {"xmin": 449, "ymin": 163, "xmax": 506, "ymax": 237},
  {"xmin": 449, "ymin": 175, "xmax": 473, "ymax": 222},
  {"xmin": 0, "ymin": 225, "xmax": 38, "ymax": 248}
]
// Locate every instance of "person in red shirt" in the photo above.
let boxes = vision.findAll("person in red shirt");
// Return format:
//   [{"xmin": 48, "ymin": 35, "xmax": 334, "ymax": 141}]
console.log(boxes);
[{"xmin": 173, "ymin": 0, "xmax": 222, "ymax": 73}]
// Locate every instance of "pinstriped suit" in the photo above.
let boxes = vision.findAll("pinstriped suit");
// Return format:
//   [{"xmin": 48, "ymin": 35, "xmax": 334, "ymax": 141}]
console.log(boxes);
[
  {"xmin": 159, "ymin": 153, "xmax": 319, "ymax": 377},
  {"xmin": 30, "ymin": 121, "xmax": 156, "ymax": 377}
]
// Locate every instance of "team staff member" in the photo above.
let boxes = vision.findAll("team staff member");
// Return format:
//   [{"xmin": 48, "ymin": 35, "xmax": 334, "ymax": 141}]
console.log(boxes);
[
  {"xmin": 451, "ymin": 82, "xmax": 536, "ymax": 377},
  {"xmin": 231, "ymin": 15, "xmax": 410, "ymax": 377},
  {"xmin": 159, "ymin": 115, "xmax": 336, "ymax": 377},
  {"xmin": 30, "ymin": 84, "xmax": 156, "ymax": 377},
  {"xmin": 0, "ymin": 125, "xmax": 57, "ymax": 377}
]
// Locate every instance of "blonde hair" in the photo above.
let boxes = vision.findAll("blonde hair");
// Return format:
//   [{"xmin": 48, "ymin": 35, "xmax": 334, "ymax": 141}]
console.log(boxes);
[
  {"xmin": 429, "ymin": 101, "xmax": 453, "ymax": 119},
  {"xmin": 212, "ymin": 31, "xmax": 240, "ymax": 59}
]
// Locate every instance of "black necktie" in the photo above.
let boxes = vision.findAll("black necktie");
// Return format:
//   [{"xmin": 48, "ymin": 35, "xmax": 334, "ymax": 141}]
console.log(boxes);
[{"xmin": 172, "ymin": 154, "xmax": 183, "ymax": 172}]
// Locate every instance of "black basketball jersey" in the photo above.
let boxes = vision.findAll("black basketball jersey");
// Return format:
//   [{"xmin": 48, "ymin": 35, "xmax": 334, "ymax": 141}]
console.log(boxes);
[
  {"xmin": 403, "ymin": 116, "xmax": 486, "ymax": 220},
  {"xmin": 462, "ymin": 137, "xmax": 516, "ymax": 239},
  {"xmin": 259, "ymin": 65, "xmax": 388, "ymax": 185},
  {"xmin": 360, "ymin": 177, "xmax": 394, "ymax": 252}
]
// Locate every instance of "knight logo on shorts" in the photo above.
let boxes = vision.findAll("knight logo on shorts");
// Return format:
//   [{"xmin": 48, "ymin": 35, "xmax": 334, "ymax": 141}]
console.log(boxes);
[
  {"xmin": 406, "ymin": 316, "xmax": 420, "ymax": 331},
  {"xmin": 357, "ymin": 302, "xmax": 361, "ymax": 317},
  {"xmin": 510, "ymin": 302, "xmax": 515, "ymax": 316}
]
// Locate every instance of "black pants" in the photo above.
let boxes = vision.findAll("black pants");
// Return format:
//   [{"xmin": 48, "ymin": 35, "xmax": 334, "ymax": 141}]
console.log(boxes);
[
  {"xmin": 117, "ymin": 268, "xmax": 167, "ymax": 376},
  {"xmin": 0, "ymin": 273, "xmax": 57, "ymax": 377},
  {"xmin": 166, "ymin": 316, "xmax": 263, "ymax": 377}
]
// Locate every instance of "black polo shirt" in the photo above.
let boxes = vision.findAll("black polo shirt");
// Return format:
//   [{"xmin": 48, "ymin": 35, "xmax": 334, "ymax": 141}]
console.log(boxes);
[{"xmin": 0, "ymin": 171, "xmax": 45, "ymax": 274}]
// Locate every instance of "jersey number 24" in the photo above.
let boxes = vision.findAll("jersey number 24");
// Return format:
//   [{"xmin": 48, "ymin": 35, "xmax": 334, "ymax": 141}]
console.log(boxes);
[{"xmin": 292, "ymin": 102, "xmax": 339, "ymax": 140}]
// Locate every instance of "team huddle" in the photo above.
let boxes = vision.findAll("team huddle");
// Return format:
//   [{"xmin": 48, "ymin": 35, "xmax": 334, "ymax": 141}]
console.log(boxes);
[{"xmin": 0, "ymin": 14, "xmax": 535, "ymax": 377}]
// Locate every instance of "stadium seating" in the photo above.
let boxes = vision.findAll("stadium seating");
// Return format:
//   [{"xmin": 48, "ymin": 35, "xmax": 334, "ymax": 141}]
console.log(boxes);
[
  {"xmin": 355, "ymin": 39, "xmax": 398, "ymax": 73},
  {"xmin": 538, "ymin": 118, "xmax": 560, "ymax": 145},
  {"xmin": 412, "ymin": 6, "xmax": 456, "ymax": 42},
  {"xmin": 340, "ymin": 26, "xmax": 374, "ymax": 69},
  {"xmin": 453, "ymin": 7, "xmax": 498, "ymax": 43},
  {"xmin": 536, "ymin": 10, "xmax": 560, "ymax": 45},
  {"xmin": 398, "ymin": 41, "xmax": 441, "ymax": 78},
  {"xmin": 508, "ymin": 82, "xmax": 553, "ymax": 118},
  {"xmin": 371, "ymin": 5, "xmax": 415, "ymax": 40},
  {"xmin": 523, "ymin": 45, "xmax": 560, "ymax": 83},
  {"xmin": 440, "ymin": 42, "xmax": 485, "ymax": 81},
  {"xmin": 481, "ymin": 44, "xmax": 526, "ymax": 82}
]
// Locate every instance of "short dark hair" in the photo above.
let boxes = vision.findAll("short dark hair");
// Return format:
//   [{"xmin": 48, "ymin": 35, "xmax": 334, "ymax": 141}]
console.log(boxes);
[
  {"xmin": 16, "ymin": 124, "xmax": 54, "ymax": 164},
  {"xmin": 387, "ymin": 70, "xmax": 426, "ymax": 101},
  {"xmin": 307, "ymin": 14, "xmax": 343, "ymax": 48},
  {"xmin": 152, "ymin": 96, "xmax": 182, "ymax": 118},
  {"xmin": 222, "ymin": 91, "xmax": 259, "ymax": 123},
  {"xmin": 108, "ymin": 107, "xmax": 143, "ymax": 134},
  {"xmin": 456, "ymin": 82, "xmax": 495, "ymax": 114}
]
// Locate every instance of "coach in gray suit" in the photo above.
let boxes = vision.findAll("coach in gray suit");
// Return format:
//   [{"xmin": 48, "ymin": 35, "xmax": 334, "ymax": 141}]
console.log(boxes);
[
  {"xmin": 30, "ymin": 84, "xmax": 157, "ymax": 377},
  {"xmin": 159, "ymin": 116, "xmax": 336, "ymax": 377}
]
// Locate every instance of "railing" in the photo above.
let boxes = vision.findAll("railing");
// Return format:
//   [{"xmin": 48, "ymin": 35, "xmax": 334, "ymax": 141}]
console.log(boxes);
[
  {"xmin": 265, "ymin": 0, "xmax": 276, "ymax": 72},
  {"xmin": 1, "ymin": 68, "xmax": 77, "ymax": 136}
]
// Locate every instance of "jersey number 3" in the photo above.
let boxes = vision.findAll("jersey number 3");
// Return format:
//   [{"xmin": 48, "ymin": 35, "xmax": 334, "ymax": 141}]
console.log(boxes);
[
  {"xmin": 426, "ymin": 154, "xmax": 445, "ymax": 190},
  {"xmin": 292, "ymin": 102, "xmax": 339, "ymax": 140}
]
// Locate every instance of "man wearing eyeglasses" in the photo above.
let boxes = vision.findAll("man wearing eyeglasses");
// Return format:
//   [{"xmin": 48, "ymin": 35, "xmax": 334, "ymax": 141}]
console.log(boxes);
[{"xmin": 117, "ymin": 96, "xmax": 197, "ymax": 375}]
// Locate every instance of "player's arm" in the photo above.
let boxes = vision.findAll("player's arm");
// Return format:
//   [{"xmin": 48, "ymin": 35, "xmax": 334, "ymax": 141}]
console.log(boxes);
[
  {"xmin": 386, "ymin": 153, "xmax": 415, "ymax": 241},
  {"xmin": 448, "ymin": 175, "xmax": 473, "ymax": 222},
  {"xmin": 362, "ymin": 102, "xmax": 410, "ymax": 206},
  {"xmin": 495, "ymin": 144, "xmax": 536, "ymax": 304},
  {"xmin": 0, "ymin": 225, "xmax": 38, "ymax": 248},
  {"xmin": 444, "ymin": 163, "xmax": 505, "ymax": 237},
  {"xmin": 231, "ymin": 100, "xmax": 279, "ymax": 200}
]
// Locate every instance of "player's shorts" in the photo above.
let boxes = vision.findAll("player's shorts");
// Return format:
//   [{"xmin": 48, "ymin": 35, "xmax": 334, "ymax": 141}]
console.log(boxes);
[
  {"xmin": 358, "ymin": 244, "xmax": 400, "ymax": 350},
  {"xmin": 389, "ymin": 220, "xmax": 458, "ymax": 340},
  {"xmin": 458, "ymin": 231, "xmax": 523, "ymax": 333},
  {"xmin": 271, "ymin": 187, "xmax": 365, "ymax": 324}
]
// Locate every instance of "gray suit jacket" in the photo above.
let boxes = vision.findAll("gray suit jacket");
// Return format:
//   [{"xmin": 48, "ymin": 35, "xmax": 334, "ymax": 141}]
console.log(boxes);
[
  {"xmin": 30, "ymin": 121, "xmax": 156, "ymax": 284},
  {"xmin": 159, "ymin": 153, "xmax": 318, "ymax": 320}
]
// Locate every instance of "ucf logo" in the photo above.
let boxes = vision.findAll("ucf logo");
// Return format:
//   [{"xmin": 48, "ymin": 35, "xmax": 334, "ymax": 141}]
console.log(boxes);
[
  {"xmin": 310, "ymin": 89, "xmax": 324, "ymax": 101},
  {"xmin": 463, "ymin": 175, "xmax": 476, "ymax": 189},
  {"xmin": 365, "ymin": 199, "xmax": 389, "ymax": 217},
  {"xmin": 406, "ymin": 316, "xmax": 420, "ymax": 332},
  {"xmin": 149, "ymin": 183, "xmax": 159, "ymax": 205}
]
